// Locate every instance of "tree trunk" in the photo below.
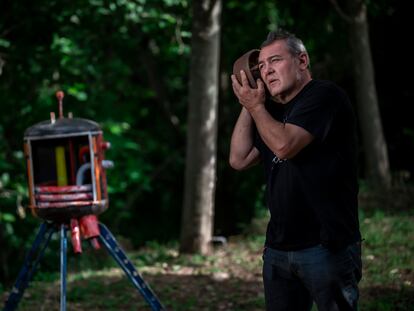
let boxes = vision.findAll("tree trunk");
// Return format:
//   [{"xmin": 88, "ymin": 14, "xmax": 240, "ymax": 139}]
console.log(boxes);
[
  {"xmin": 331, "ymin": 0, "xmax": 392, "ymax": 189},
  {"xmin": 347, "ymin": 0, "xmax": 391, "ymax": 189},
  {"xmin": 179, "ymin": 0, "xmax": 222, "ymax": 254}
]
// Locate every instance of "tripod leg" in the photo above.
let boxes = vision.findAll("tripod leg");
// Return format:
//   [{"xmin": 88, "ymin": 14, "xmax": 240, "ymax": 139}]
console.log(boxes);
[
  {"xmin": 3, "ymin": 222, "xmax": 56, "ymax": 311},
  {"xmin": 98, "ymin": 223, "xmax": 166, "ymax": 311},
  {"xmin": 60, "ymin": 224, "xmax": 67, "ymax": 311}
]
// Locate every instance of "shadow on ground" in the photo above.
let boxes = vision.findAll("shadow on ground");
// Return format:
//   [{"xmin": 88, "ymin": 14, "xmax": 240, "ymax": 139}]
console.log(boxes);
[
  {"xmin": 3, "ymin": 272, "xmax": 264, "ymax": 311},
  {"xmin": 4, "ymin": 272, "xmax": 414, "ymax": 310}
]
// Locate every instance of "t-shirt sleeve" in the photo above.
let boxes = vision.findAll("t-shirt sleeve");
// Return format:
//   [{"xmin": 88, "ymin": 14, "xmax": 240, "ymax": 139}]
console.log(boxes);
[{"xmin": 285, "ymin": 86, "xmax": 342, "ymax": 142}]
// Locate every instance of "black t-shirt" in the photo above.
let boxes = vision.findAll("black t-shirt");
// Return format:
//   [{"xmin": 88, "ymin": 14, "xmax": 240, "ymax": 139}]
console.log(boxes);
[{"xmin": 254, "ymin": 79, "xmax": 361, "ymax": 251}]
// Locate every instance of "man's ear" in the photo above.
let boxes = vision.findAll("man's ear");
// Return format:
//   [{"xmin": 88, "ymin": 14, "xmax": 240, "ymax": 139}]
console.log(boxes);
[{"xmin": 298, "ymin": 52, "xmax": 309, "ymax": 69}]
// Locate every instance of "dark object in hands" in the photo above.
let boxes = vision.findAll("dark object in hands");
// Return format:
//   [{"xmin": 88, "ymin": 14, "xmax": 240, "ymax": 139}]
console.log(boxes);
[{"xmin": 233, "ymin": 49, "xmax": 261, "ymax": 88}]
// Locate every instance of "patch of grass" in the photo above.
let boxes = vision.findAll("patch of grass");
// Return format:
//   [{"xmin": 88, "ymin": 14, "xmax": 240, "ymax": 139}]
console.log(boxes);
[
  {"xmin": 359, "ymin": 207, "xmax": 414, "ymax": 310},
  {"xmin": 2, "ymin": 203, "xmax": 413, "ymax": 310}
]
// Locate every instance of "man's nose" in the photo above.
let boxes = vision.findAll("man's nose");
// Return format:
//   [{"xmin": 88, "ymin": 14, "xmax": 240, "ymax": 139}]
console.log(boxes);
[{"xmin": 263, "ymin": 64, "xmax": 274, "ymax": 76}]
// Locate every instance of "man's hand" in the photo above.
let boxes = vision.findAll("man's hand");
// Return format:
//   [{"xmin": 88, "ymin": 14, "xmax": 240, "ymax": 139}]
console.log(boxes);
[{"xmin": 231, "ymin": 70, "xmax": 266, "ymax": 113}]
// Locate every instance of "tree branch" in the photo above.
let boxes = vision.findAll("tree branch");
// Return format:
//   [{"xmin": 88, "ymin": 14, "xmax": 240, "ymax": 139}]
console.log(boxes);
[
  {"xmin": 137, "ymin": 38, "xmax": 181, "ymax": 131},
  {"xmin": 329, "ymin": 0, "xmax": 353, "ymax": 23}
]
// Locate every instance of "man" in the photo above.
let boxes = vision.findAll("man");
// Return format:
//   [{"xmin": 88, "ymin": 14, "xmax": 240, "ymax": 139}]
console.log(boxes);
[{"xmin": 229, "ymin": 30, "xmax": 362, "ymax": 311}]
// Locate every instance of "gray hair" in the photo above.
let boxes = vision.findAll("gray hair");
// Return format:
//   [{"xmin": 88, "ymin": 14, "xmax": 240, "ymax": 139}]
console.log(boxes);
[{"xmin": 261, "ymin": 29, "xmax": 308, "ymax": 57}]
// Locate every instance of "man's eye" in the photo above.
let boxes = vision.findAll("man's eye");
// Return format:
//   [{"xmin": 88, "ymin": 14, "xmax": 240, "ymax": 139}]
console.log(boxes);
[
  {"xmin": 258, "ymin": 64, "xmax": 264, "ymax": 70},
  {"xmin": 271, "ymin": 57, "xmax": 281, "ymax": 62}
]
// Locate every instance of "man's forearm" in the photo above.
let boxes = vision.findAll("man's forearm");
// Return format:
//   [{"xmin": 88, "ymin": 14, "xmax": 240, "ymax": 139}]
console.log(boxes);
[
  {"xmin": 249, "ymin": 105, "xmax": 313, "ymax": 159},
  {"xmin": 249, "ymin": 106, "xmax": 287, "ymax": 155},
  {"xmin": 229, "ymin": 108, "xmax": 259, "ymax": 169}
]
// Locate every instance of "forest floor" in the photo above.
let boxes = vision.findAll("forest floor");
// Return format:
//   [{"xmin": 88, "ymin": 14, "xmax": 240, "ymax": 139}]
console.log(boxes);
[{"xmin": 2, "ymin": 196, "xmax": 414, "ymax": 311}]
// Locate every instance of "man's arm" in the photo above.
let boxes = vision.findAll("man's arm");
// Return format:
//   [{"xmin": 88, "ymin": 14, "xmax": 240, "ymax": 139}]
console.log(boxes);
[
  {"xmin": 231, "ymin": 71, "xmax": 313, "ymax": 160},
  {"xmin": 229, "ymin": 107, "xmax": 260, "ymax": 170},
  {"xmin": 250, "ymin": 106, "xmax": 314, "ymax": 159}
]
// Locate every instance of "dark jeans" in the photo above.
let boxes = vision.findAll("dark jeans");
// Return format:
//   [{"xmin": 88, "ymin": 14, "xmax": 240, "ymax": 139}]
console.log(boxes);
[{"xmin": 262, "ymin": 242, "xmax": 362, "ymax": 311}]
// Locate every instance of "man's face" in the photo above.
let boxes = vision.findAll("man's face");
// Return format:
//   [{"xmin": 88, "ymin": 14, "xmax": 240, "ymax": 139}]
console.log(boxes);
[{"xmin": 258, "ymin": 40, "xmax": 306, "ymax": 100}]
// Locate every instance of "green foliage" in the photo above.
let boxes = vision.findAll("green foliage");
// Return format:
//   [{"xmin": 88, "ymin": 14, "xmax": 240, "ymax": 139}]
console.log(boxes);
[
  {"xmin": 0, "ymin": 0, "xmax": 412, "ymax": 296},
  {"xmin": 0, "ymin": 0, "xmax": 190, "ymax": 286}
]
